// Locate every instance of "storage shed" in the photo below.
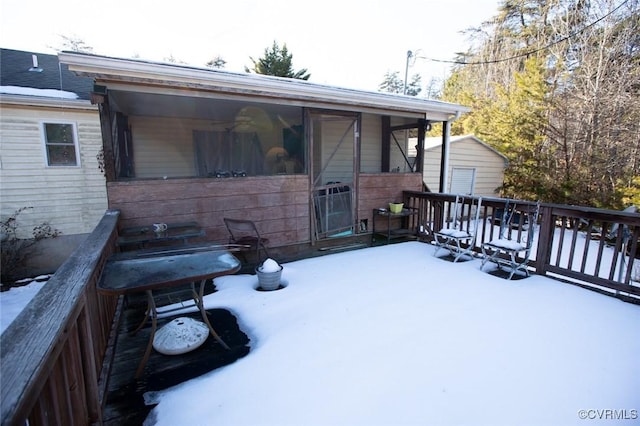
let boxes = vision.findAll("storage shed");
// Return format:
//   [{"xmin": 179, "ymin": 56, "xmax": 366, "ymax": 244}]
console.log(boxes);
[{"xmin": 419, "ymin": 134, "xmax": 508, "ymax": 197}]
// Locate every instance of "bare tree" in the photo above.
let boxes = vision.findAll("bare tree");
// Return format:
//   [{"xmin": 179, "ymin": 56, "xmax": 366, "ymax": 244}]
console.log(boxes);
[{"xmin": 442, "ymin": 0, "xmax": 640, "ymax": 207}]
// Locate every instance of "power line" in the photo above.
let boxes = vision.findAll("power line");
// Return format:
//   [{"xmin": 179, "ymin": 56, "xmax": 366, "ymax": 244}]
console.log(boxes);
[{"xmin": 417, "ymin": 0, "xmax": 632, "ymax": 66}]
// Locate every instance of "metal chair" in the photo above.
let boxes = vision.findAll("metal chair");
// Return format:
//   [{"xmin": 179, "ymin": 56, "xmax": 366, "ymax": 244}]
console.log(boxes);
[
  {"xmin": 223, "ymin": 218, "xmax": 270, "ymax": 263},
  {"xmin": 481, "ymin": 201, "xmax": 540, "ymax": 279},
  {"xmin": 433, "ymin": 195, "xmax": 483, "ymax": 262}
]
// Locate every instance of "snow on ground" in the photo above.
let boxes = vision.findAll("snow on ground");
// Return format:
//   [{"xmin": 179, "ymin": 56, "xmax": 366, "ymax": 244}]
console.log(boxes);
[
  {"xmin": 0, "ymin": 277, "xmax": 48, "ymax": 334},
  {"xmin": 143, "ymin": 241, "xmax": 640, "ymax": 426}
]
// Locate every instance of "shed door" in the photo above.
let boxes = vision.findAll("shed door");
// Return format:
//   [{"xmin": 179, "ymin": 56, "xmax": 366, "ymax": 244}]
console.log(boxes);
[
  {"xmin": 450, "ymin": 167, "xmax": 476, "ymax": 195},
  {"xmin": 309, "ymin": 110, "xmax": 359, "ymax": 241}
]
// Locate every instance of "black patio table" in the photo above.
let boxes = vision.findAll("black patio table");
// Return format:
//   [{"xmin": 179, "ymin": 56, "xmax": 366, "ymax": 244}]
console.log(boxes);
[{"xmin": 98, "ymin": 243, "xmax": 241, "ymax": 378}]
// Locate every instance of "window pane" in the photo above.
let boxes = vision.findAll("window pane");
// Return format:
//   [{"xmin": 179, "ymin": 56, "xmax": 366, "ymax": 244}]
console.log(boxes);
[
  {"xmin": 45, "ymin": 123, "xmax": 74, "ymax": 144},
  {"xmin": 46, "ymin": 144, "xmax": 78, "ymax": 166}
]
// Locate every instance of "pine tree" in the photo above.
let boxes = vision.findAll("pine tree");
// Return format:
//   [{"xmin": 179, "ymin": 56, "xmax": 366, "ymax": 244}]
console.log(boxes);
[
  {"xmin": 378, "ymin": 71, "xmax": 422, "ymax": 96},
  {"xmin": 246, "ymin": 41, "xmax": 310, "ymax": 80}
]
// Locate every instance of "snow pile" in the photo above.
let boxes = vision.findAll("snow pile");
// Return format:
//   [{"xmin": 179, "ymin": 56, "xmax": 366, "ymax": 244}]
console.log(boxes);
[{"xmin": 259, "ymin": 258, "xmax": 281, "ymax": 272}]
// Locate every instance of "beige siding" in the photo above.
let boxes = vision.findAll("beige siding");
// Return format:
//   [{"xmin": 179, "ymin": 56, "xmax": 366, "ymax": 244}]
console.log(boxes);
[
  {"xmin": 129, "ymin": 116, "xmax": 199, "ymax": 178},
  {"xmin": 360, "ymin": 114, "xmax": 413, "ymax": 173},
  {"xmin": 423, "ymin": 136, "xmax": 506, "ymax": 197},
  {"xmin": 0, "ymin": 105, "xmax": 107, "ymax": 237}
]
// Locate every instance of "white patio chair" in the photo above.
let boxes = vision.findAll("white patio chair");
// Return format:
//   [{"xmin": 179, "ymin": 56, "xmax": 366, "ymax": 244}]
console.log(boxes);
[
  {"xmin": 433, "ymin": 195, "xmax": 483, "ymax": 262},
  {"xmin": 480, "ymin": 201, "xmax": 540, "ymax": 279}
]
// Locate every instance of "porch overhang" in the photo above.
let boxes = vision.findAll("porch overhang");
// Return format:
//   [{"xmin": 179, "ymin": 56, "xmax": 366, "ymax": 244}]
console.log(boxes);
[{"xmin": 58, "ymin": 51, "xmax": 469, "ymax": 122}]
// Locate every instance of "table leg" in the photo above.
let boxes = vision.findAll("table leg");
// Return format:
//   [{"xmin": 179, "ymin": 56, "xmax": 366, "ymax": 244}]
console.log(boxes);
[
  {"xmin": 135, "ymin": 290, "xmax": 158, "ymax": 379},
  {"xmin": 131, "ymin": 304, "xmax": 151, "ymax": 335},
  {"xmin": 192, "ymin": 280, "xmax": 230, "ymax": 350}
]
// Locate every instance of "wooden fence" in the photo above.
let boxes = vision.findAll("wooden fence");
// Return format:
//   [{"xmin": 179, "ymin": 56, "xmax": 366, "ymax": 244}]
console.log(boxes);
[
  {"xmin": 404, "ymin": 191, "xmax": 640, "ymax": 299},
  {"xmin": 0, "ymin": 210, "xmax": 120, "ymax": 426}
]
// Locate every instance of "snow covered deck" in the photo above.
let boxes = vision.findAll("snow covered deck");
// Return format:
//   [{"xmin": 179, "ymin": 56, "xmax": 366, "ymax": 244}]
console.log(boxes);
[{"xmin": 1, "ymin": 196, "xmax": 638, "ymax": 425}]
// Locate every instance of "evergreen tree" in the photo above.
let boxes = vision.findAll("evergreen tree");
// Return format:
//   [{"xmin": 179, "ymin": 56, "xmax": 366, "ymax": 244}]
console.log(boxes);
[
  {"xmin": 206, "ymin": 56, "xmax": 226, "ymax": 69},
  {"xmin": 246, "ymin": 41, "xmax": 310, "ymax": 80},
  {"xmin": 378, "ymin": 71, "xmax": 422, "ymax": 96}
]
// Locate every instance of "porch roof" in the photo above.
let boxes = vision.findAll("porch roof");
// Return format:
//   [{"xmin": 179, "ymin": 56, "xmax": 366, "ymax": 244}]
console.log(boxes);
[{"xmin": 58, "ymin": 51, "xmax": 469, "ymax": 122}]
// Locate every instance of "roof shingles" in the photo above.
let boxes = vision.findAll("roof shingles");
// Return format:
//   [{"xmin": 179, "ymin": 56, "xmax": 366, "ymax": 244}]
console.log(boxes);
[{"xmin": 1, "ymin": 48, "xmax": 93, "ymax": 100}]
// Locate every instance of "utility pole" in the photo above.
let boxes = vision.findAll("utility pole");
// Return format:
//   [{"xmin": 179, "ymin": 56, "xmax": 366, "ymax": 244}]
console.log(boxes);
[{"xmin": 403, "ymin": 50, "xmax": 413, "ymax": 95}]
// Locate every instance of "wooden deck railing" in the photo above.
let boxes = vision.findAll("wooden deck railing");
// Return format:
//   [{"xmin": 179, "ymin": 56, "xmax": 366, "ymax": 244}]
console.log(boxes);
[
  {"xmin": 1, "ymin": 210, "xmax": 120, "ymax": 426},
  {"xmin": 404, "ymin": 191, "xmax": 640, "ymax": 299}
]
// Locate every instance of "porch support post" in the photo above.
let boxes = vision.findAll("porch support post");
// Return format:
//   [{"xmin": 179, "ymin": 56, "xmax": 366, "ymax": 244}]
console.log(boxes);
[
  {"xmin": 97, "ymin": 99, "xmax": 116, "ymax": 182},
  {"xmin": 415, "ymin": 119, "xmax": 427, "ymax": 174},
  {"xmin": 439, "ymin": 120, "xmax": 451, "ymax": 193},
  {"xmin": 381, "ymin": 116, "xmax": 390, "ymax": 172}
]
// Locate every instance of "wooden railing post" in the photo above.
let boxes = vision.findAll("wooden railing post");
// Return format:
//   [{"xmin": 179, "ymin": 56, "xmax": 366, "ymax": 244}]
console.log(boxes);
[{"xmin": 534, "ymin": 204, "xmax": 555, "ymax": 276}]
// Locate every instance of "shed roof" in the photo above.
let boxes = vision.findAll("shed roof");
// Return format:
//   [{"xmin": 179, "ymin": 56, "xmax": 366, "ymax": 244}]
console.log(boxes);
[
  {"xmin": 58, "ymin": 51, "xmax": 470, "ymax": 122},
  {"xmin": 1, "ymin": 48, "xmax": 94, "ymax": 100},
  {"xmin": 424, "ymin": 134, "xmax": 509, "ymax": 163}
]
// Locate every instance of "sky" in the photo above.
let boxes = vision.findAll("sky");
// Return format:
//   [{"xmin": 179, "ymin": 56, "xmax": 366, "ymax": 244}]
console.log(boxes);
[
  {"xmin": 2, "ymin": 238, "xmax": 638, "ymax": 425},
  {"xmin": 0, "ymin": 0, "xmax": 501, "ymax": 92}
]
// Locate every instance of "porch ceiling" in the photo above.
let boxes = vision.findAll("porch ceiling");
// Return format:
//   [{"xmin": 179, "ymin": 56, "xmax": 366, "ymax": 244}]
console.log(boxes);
[{"xmin": 108, "ymin": 90, "xmax": 297, "ymax": 121}]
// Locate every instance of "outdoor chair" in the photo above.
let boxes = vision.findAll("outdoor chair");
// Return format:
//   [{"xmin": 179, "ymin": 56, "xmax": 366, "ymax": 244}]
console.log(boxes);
[
  {"xmin": 480, "ymin": 200, "xmax": 540, "ymax": 279},
  {"xmin": 223, "ymin": 218, "xmax": 270, "ymax": 263},
  {"xmin": 433, "ymin": 195, "xmax": 483, "ymax": 262}
]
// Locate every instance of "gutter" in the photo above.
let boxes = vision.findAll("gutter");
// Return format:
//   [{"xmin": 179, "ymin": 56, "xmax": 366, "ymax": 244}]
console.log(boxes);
[
  {"xmin": 0, "ymin": 94, "xmax": 97, "ymax": 110},
  {"xmin": 440, "ymin": 110, "xmax": 463, "ymax": 194}
]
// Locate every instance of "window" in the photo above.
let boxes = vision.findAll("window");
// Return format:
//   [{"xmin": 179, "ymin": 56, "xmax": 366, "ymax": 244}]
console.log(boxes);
[{"xmin": 42, "ymin": 122, "xmax": 79, "ymax": 166}]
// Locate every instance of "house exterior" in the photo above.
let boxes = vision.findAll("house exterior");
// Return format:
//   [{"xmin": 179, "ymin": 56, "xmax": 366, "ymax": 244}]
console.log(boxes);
[
  {"xmin": 0, "ymin": 48, "xmax": 107, "ymax": 275},
  {"xmin": 59, "ymin": 51, "xmax": 470, "ymax": 252},
  {"xmin": 419, "ymin": 134, "xmax": 508, "ymax": 197}
]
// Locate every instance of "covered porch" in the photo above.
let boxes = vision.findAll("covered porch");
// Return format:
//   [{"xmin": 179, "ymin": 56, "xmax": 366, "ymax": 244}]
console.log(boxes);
[{"xmin": 59, "ymin": 52, "xmax": 467, "ymax": 252}]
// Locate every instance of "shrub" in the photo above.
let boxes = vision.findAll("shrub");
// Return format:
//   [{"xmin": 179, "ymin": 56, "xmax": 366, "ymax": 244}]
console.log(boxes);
[{"xmin": 1, "ymin": 207, "xmax": 61, "ymax": 285}]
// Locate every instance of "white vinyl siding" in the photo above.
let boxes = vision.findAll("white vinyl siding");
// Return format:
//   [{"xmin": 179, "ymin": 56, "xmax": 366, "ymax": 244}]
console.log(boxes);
[{"xmin": 0, "ymin": 106, "xmax": 107, "ymax": 237}]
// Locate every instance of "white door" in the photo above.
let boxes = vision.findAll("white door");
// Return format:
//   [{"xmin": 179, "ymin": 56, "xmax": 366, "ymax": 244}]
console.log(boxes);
[{"xmin": 450, "ymin": 167, "xmax": 476, "ymax": 195}]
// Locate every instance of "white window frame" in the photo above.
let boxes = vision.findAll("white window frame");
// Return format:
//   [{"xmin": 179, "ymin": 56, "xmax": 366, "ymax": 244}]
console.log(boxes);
[{"xmin": 41, "ymin": 121, "xmax": 81, "ymax": 167}]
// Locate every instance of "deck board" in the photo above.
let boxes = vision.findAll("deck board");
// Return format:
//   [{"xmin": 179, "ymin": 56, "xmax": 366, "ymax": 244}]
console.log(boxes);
[{"xmin": 102, "ymin": 286, "xmax": 250, "ymax": 425}]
